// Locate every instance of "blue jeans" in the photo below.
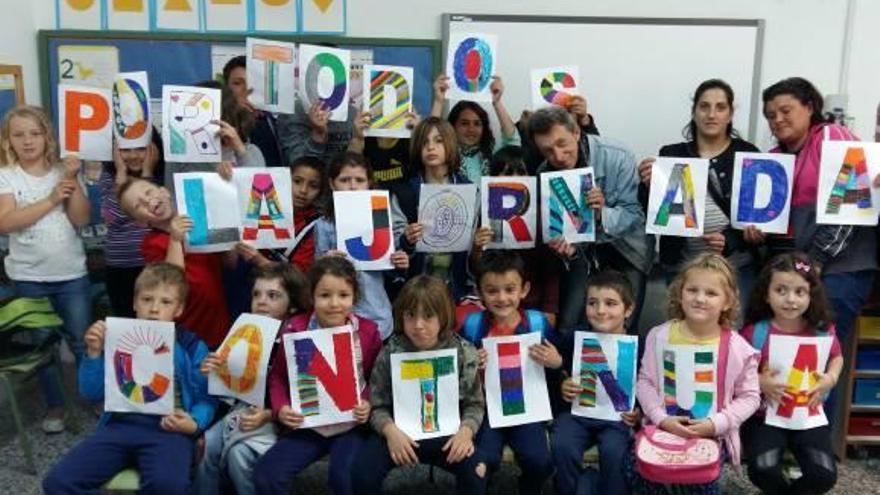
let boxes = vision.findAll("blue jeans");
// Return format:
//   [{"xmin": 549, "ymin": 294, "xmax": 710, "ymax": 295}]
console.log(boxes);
[
  {"xmin": 822, "ymin": 270, "xmax": 875, "ymax": 427},
  {"xmin": 474, "ymin": 417, "xmax": 553, "ymax": 492},
  {"xmin": 14, "ymin": 276, "xmax": 92, "ymax": 408},
  {"xmin": 193, "ymin": 417, "xmax": 263, "ymax": 495},
  {"xmin": 552, "ymin": 413, "xmax": 631, "ymax": 495}
]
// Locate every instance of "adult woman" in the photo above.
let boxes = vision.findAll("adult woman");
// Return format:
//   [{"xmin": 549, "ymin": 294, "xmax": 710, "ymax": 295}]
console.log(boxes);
[
  {"xmin": 430, "ymin": 75, "xmax": 520, "ymax": 184},
  {"xmin": 759, "ymin": 77, "xmax": 876, "ymax": 426},
  {"xmin": 638, "ymin": 79, "xmax": 760, "ymax": 299}
]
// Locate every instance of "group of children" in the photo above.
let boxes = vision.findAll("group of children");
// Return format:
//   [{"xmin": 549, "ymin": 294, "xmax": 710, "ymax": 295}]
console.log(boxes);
[{"xmin": 0, "ymin": 80, "xmax": 843, "ymax": 494}]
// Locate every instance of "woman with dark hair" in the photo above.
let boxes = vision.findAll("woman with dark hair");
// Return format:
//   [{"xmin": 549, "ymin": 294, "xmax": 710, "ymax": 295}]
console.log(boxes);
[
  {"xmin": 757, "ymin": 77, "xmax": 876, "ymax": 429},
  {"xmin": 430, "ymin": 74, "xmax": 520, "ymax": 184},
  {"xmin": 637, "ymin": 79, "xmax": 760, "ymax": 301}
]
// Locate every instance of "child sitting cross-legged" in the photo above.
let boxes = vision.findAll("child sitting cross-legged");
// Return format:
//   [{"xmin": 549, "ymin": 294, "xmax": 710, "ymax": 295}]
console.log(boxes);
[{"xmin": 43, "ymin": 263, "xmax": 217, "ymax": 494}]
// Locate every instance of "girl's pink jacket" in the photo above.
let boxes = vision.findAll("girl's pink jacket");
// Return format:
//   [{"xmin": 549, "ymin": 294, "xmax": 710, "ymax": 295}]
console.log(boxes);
[{"xmin": 637, "ymin": 321, "xmax": 761, "ymax": 465}]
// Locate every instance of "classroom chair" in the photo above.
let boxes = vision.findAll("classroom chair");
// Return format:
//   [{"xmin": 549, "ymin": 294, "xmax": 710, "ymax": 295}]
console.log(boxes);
[
  {"xmin": 0, "ymin": 296, "xmax": 79, "ymax": 474},
  {"xmin": 102, "ymin": 468, "xmax": 141, "ymax": 493}
]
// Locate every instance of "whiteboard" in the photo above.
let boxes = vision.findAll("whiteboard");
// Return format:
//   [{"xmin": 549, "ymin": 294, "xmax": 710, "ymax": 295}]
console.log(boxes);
[{"xmin": 444, "ymin": 14, "xmax": 764, "ymax": 160}]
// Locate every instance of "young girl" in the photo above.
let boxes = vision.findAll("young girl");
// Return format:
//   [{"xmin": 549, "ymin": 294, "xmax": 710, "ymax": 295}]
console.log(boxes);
[
  {"xmin": 253, "ymin": 256, "xmax": 381, "ymax": 495},
  {"xmin": 431, "ymin": 74, "xmax": 520, "ymax": 184},
  {"xmin": 194, "ymin": 263, "xmax": 309, "ymax": 495},
  {"xmin": 629, "ymin": 253, "xmax": 760, "ymax": 494},
  {"xmin": 553, "ymin": 270, "xmax": 640, "ymax": 495},
  {"xmin": 351, "ymin": 275, "xmax": 487, "ymax": 494},
  {"xmin": 390, "ymin": 117, "xmax": 476, "ymax": 302},
  {"xmin": 315, "ymin": 152, "xmax": 409, "ymax": 339},
  {"xmin": 740, "ymin": 252, "xmax": 840, "ymax": 494},
  {"xmin": 0, "ymin": 105, "xmax": 92, "ymax": 433}
]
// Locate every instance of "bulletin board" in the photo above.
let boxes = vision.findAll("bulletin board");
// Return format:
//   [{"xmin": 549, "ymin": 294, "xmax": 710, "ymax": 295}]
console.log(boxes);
[{"xmin": 38, "ymin": 30, "xmax": 440, "ymax": 120}]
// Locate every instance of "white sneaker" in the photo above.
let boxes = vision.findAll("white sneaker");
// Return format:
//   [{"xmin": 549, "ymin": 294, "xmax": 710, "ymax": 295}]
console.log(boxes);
[{"xmin": 41, "ymin": 416, "xmax": 65, "ymax": 434}]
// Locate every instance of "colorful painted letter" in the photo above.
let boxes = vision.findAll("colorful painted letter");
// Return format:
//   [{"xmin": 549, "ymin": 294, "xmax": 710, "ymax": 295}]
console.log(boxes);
[
  {"xmin": 445, "ymin": 33, "xmax": 497, "ymax": 102},
  {"xmin": 540, "ymin": 168, "xmax": 596, "ymax": 243},
  {"xmin": 731, "ymin": 153, "xmax": 794, "ymax": 234},
  {"xmin": 247, "ymin": 38, "xmax": 296, "ymax": 114},
  {"xmin": 103, "ymin": 317, "xmax": 175, "ymax": 415},
  {"xmin": 363, "ymin": 65, "xmax": 414, "ymax": 138},
  {"xmin": 660, "ymin": 344, "xmax": 716, "ymax": 420},
  {"xmin": 58, "ymin": 84, "xmax": 113, "ymax": 161},
  {"xmin": 233, "ymin": 168, "xmax": 295, "ymax": 249},
  {"xmin": 481, "ymin": 177, "xmax": 537, "ymax": 249},
  {"xmin": 298, "ymin": 44, "xmax": 351, "ymax": 122},
  {"xmin": 112, "ymin": 71, "xmax": 151, "ymax": 148},
  {"xmin": 571, "ymin": 332, "xmax": 638, "ymax": 421},
  {"xmin": 766, "ymin": 334, "xmax": 832, "ymax": 430},
  {"xmin": 530, "ymin": 66, "xmax": 579, "ymax": 109},
  {"xmin": 209, "ymin": 313, "xmax": 281, "ymax": 406},
  {"xmin": 391, "ymin": 349, "xmax": 459, "ymax": 440},
  {"xmin": 162, "ymin": 85, "xmax": 222, "ymax": 163},
  {"xmin": 284, "ymin": 325, "xmax": 360, "ymax": 428},
  {"xmin": 416, "ymin": 184, "xmax": 478, "ymax": 253},
  {"xmin": 173, "ymin": 172, "xmax": 241, "ymax": 253},
  {"xmin": 334, "ymin": 190, "xmax": 394, "ymax": 270},
  {"xmin": 817, "ymin": 141, "xmax": 880, "ymax": 226},
  {"xmin": 646, "ymin": 158, "xmax": 708, "ymax": 237},
  {"xmin": 483, "ymin": 333, "xmax": 552, "ymax": 428}
]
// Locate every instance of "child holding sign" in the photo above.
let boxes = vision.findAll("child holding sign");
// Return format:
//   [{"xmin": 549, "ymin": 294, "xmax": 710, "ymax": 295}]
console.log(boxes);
[
  {"xmin": 194, "ymin": 263, "xmax": 309, "ymax": 495},
  {"xmin": 352, "ymin": 275, "xmax": 486, "ymax": 494},
  {"xmin": 43, "ymin": 263, "xmax": 216, "ymax": 494},
  {"xmin": 254, "ymin": 256, "xmax": 381, "ymax": 495},
  {"xmin": 740, "ymin": 252, "xmax": 840, "ymax": 494},
  {"xmin": 460, "ymin": 250, "xmax": 561, "ymax": 492},
  {"xmin": 629, "ymin": 253, "xmax": 760, "ymax": 493},
  {"xmin": 552, "ymin": 270, "xmax": 640, "ymax": 495},
  {"xmin": 0, "ymin": 105, "xmax": 92, "ymax": 433}
]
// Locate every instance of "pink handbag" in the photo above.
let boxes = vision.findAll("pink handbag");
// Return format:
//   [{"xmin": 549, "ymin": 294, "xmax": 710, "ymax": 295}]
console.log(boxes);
[{"xmin": 635, "ymin": 425, "xmax": 721, "ymax": 484}]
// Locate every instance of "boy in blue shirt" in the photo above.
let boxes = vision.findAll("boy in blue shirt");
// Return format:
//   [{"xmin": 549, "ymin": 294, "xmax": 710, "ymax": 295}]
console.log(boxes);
[{"xmin": 44, "ymin": 263, "xmax": 217, "ymax": 494}]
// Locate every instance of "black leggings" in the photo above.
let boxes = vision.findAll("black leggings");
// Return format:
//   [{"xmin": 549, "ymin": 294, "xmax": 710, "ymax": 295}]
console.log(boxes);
[{"xmin": 742, "ymin": 418, "xmax": 837, "ymax": 495}]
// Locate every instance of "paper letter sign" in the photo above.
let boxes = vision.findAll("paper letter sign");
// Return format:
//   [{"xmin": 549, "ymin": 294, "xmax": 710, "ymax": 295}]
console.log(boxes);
[
  {"xmin": 209, "ymin": 313, "xmax": 281, "ymax": 407},
  {"xmin": 416, "ymin": 184, "xmax": 477, "ymax": 253},
  {"xmin": 571, "ymin": 331, "xmax": 637, "ymax": 421},
  {"xmin": 334, "ymin": 190, "xmax": 394, "ymax": 270},
  {"xmin": 484, "ymin": 333, "xmax": 552, "ymax": 428},
  {"xmin": 173, "ymin": 172, "xmax": 241, "ymax": 253},
  {"xmin": 481, "ymin": 176, "xmax": 537, "ymax": 249},
  {"xmin": 445, "ymin": 33, "xmax": 497, "ymax": 103},
  {"xmin": 540, "ymin": 168, "xmax": 595, "ymax": 243},
  {"xmin": 658, "ymin": 344, "xmax": 717, "ymax": 420},
  {"xmin": 162, "ymin": 85, "xmax": 222, "ymax": 163},
  {"xmin": 530, "ymin": 66, "xmax": 579, "ymax": 109},
  {"xmin": 765, "ymin": 335, "xmax": 832, "ymax": 430},
  {"xmin": 817, "ymin": 141, "xmax": 880, "ymax": 226},
  {"xmin": 112, "ymin": 71, "xmax": 152, "ymax": 149},
  {"xmin": 298, "ymin": 44, "xmax": 351, "ymax": 122},
  {"xmin": 233, "ymin": 168, "xmax": 295, "ymax": 249},
  {"xmin": 646, "ymin": 158, "xmax": 708, "ymax": 237},
  {"xmin": 104, "ymin": 317, "xmax": 175, "ymax": 415},
  {"xmin": 247, "ymin": 38, "xmax": 296, "ymax": 114},
  {"xmin": 363, "ymin": 65, "xmax": 414, "ymax": 138},
  {"xmin": 391, "ymin": 349, "xmax": 459, "ymax": 440},
  {"xmin": 731, "ymin": 152, "xmax": 794, "ymax": 234},
  {"xmin": 285, "ymin": 325, "xmax": 360, "ymax": 428},
  {"xmin": 59, "ymin": 84, "xmax": 113, "ymax": 161}
]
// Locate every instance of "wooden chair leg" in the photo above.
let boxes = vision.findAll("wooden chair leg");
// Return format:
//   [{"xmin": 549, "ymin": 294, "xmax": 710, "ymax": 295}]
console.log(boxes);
[
  {"xmin": 52, "ymin": 361, "xmax": 80, "ymax": 434},
  {"xmin": 0, "ymin": 373, "xmax": 37, "ymax": 474}
]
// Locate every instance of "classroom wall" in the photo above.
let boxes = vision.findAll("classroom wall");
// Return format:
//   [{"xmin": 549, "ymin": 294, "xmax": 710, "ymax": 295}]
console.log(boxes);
[{"xmin": 8, "ymin": 0, "xmax": 880, "ymax": 143}]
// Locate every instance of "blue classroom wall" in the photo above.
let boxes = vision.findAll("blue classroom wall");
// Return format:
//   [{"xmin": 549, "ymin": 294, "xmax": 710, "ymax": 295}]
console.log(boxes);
[{"xmin": 46, "ymin": 37, "xmax": 435, "ymax": 120}]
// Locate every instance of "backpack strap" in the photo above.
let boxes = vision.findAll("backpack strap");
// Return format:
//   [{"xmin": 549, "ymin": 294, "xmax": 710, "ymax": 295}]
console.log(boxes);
[
  {"xmin": 524, "ymin": 309, "xmax": 546, "ymax": 337},
  {"xmin": 283, "ymin": 218, "xmax": 319, "ymax": 259},
  {"xmin": 716, "ymin": 329, "xmax": 732, "ymax": 413},
  {"xmin": 751, "ymin": 319, "xmax": 771, "ymax": 352},
  {"xmin": 461, "ymin": 311, "xmax": 485, "ymax": 346}
]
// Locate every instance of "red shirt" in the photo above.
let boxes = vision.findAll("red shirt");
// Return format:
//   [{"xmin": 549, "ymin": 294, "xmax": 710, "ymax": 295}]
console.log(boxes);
[
  {"xmin": 290, "ymin": 207, "xmax": 319, "ymax": 273},
  {"xmin": 142, "ymin": 230, "xmax": 231, "ymax": 348}
]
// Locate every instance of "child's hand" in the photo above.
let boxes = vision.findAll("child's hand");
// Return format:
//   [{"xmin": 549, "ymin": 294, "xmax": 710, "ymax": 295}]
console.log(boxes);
[
  {"xmin": 404, "ymin": 223, "xmax": 424, "ymax": 245},
  {"xmin": 808, "ymin": 372, "xmax": 837, "ymax": 408},
  {"xmin": 472, "ymin": 226, "xmax": 493, "ymax": 251},
  {"xmin": 216, "ymin": 160, "xmax": 235, "ymax": 181},
  {"xmin": 759, "ymin": 368, "xmax": 787, "ymax": 405},
  {"xmin": 278, "ymin": 405, "xmax": 305, "ymax": 429},
  {"xmin": 161, "ymin": 409, "xmax": 198, "ymax": 435},
  {"xmin": 308, "ymin": 102, "xmax": 331, "ymax": 140},
  {"xmin": 489, "ymin": 76, "xmax": 504, "ymax": 104},
  {"xmin": 213, "ymin": 120, "xmax": 246, "ymax": 154},
  {"xmin": 353, "ymin": 400, "xmax": 371, "ymax": 424},
  {"xmin": 442, "ymin": 425, "xmax": 475, "ymax": 464},
  {"xmin": 477, "ymin": 348, "xmax": 488, "ymax": 370},
  {"xmin": 390, "ymin": 250, "xmax": 409, "ymax": 270},
  {"xmin": 547, "ymin": 237, "xmax": 576, "ymax": 259},
  {"xmin": 352, "ymin": 109, "xmax": 371, "ymax": 140},
  {"xmin": 405, "ymin": 111, "xmax": 421, "ymax": 130},
  {"xmin": 561, "ymin": 377, "xmax": 582, "ymax": 403},
  {"xmin": 169, "ymin": 215, "xmax": 193, "ymax": 242},
  {"xmin": 621, "ymin": 407, "xmax": 641, "ymax": 427},
  {"xmin": 743, "ymin": 225, "xmax": 766, "ymax": 245},
  {"xmin": 687, "ymin": 418, "xmax": 716, "ymax": 438},
  {"xmin": 112, "ymin": 145, "xmax": 127, "ymax": 181},
  {"xmin": 322, "ymin": 249, "xmax": 347, "ymax": 259},
  {"xmin": 142, "ymin": 142, "xmax": 160, "ymax": 179},
  {"xmin": 235, "ymin": 242, "xmax": 269, "ymax": 266},
  {"xmin": 638, "ymin": 157, "xmax": 655, "ymax": 186},
  {"xmin": 433, "ymin": 74, "xmax": 449, "ymax": 103},
  {"xmin": 529, "ymin": 340, "xmax": 563, "ymax": 369},
  {"xmin": 49, "ymin": 180, "xmax": 77, "ymax": 205},
  {"xmin": 239, "ymin": 406, "xmax": 272, "ymax": 431},
  {"xmin": 84, "ymin": 320, "xmax": 107, "ymax": 358},
  {"xmin": 63, "ymin": 154, "xmax": 83, "ymax": 178},
  {"xmin": 383, "ymin": 422, "xmax": 419, "ymax": 466},
  {"xmin": 701, "ymin": 232, "xmax": 725, "ymax": 255},
  {"xmin": 659, "ymin": 416, "xmax": 697, "ymax": 438},
  {"xmin": 200, "ymin": 352, "xmax": 224, "ymax": 376}
]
